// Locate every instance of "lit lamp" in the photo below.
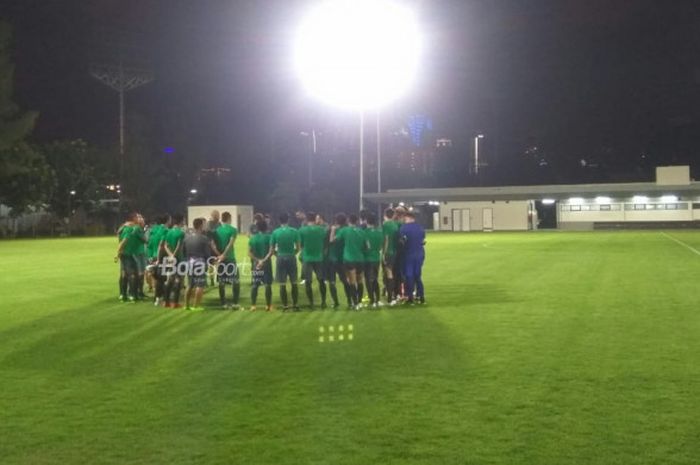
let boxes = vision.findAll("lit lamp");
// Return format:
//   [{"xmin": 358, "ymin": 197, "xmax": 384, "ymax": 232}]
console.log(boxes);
[{"xmin": 294, "ymin": 0, "xmax": 422, "ymax": 208}]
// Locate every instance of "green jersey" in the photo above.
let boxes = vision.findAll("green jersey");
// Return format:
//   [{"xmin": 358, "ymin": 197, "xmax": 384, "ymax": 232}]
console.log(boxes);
[
  {"xmin": 271, "ymin": 225, "xmax": 299, "ymax": 257},
  {"xmin": 118, "ymin": 224, "xmax": 134, "ymax": 256},
  {"xmin": 328, "ymin": 226, "xmax": 344, "ymax": 262},
  {"xmin": 336, "ymin": 225, "xmax": 366, "ymax": 263},
  {"xmin": 249, "ymin": 232, "xmax": 271, "ymax": 260},
  {"xmin": 299, "ymin": 224, "xmax": 326, "ymax": 262},
  {"xmin": 119, "ymin": 224, "xmax": 144, "ymax": 257},
  {"xmin": 131, "ymin": 225, "xmax": 146, "ymax": 256},
  {"xmin": 382, "ymin": 219, "xmax": 400, "ymax": 256},
  {"xmin": 214, "ymin": 223, "xmax": 238, "ymax": 261},
  {"xmin": 364, "ymin": 227, "xmax": 384, "ymax": 263},
  {"xmin": 164, "ymin": 227, "xmax": 186, "ymax": 260},
  {"xmin": 147, "ymin": 224, "xmax": 166, "ymax": 259}
]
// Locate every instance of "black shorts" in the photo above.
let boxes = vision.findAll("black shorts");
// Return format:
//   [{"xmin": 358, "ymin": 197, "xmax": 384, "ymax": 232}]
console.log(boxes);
[
  {"xmin": 119, "ymin": 255, "xmax": 138, "ymax": 274},
  {"xmin": 393, "ymin": 251, "xmax": 404, "ymax": 278},
  {"xmin": 276, "ymin": 255, "xmax": 298, "ymax": 284},
  {"xmin": 187, "ymin": 257, "xmax": 208, "ymax": 288},
  {"xmin": 302, "ymin": 261, "xmax": 324, "ymax": 283},
  {"xmin": 344, "ymin": 262, "xmax": 364, "ymax": 273},
  {"xmin": 364, "ymin": 261, "xmax": 380, "ymax": 283},
  {"xmin": 160, "ymin": 256, "xmax": 184, "ymax": 278},
  {"xmin": 252, "ymin": 261, "xmax": 273, "ymax": 286},
  {"xmin": 383, "ymin": 253, "xmax": 396, "ymax": 269},
  {"xmin": 217, "ymin": 260, "xmax": 239, "ymax": 284},
  {"xmin": 323, "ymin": 261, "xmax": 344, "ymax": 283}
]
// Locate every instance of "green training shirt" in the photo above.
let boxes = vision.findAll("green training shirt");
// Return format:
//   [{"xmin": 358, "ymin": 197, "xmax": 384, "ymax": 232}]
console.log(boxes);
[
  {"xmin": 147, "ymin": 224, "xmax": 165, "ymax": 259},
  {"xmin": 249, "ymin": 232, "xmax": 271, "ymax": 260},
  {"xmin": 165, "ymin": 227, "xmax": 186, "ymax": 260},
  {"xmin": 271, "ymin": 225, "xmax": 299, "ymax": 257},
  {"xmin": 299, "ymin": 224, "xmax": 326, "ymax": 262},
  {"xmin": 382, "ymin": 220, "xmax": 400, "ymax": 256},
  {"xmin": 214, "ymin": 223, "xmax": 238, "ymax": 261},
  {"xmin": 327, "ymin": 226, "xmax": 344, "ymax": 262},
  {"xmin": 364, "ymin": 227, "xmax": 384, "ymax": 263},
  {"xmin": 130, "ymin": 225, "xmax": 146, "ymax": 256},
  {"xmin": 118, "ymin": 224, "xmax": 135, "ymax": 256},
  {"xmin": 336, "ymin": 225, "xmax": 366, "ymax": 263}
]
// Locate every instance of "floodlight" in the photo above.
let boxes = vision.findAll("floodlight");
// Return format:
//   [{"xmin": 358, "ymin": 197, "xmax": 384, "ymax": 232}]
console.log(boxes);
[
  {"xmin": 632, "ymin": 195, "xmax": 648, "ymax": 203},
  {"xmin": 660, "ymin": 195, "xmax": 678, "ymax": 203},
  {"xmin": 542, "ymin": 199, "xmax": 556, "ymax": 205},
  {"xmin": 294, "ymin": 0, "xmax": 422, "ymax": 110},
  {"xmin": 595, "ymin": 196, "xmax": 611, "ymax": 204}
]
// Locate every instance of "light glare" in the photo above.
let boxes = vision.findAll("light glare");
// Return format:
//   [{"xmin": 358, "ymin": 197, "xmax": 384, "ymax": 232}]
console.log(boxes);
[
  {"xmin": 595, "ymin": 196, "xmax": 611, "ymax": 204},
  {"xmin": 660, "ymin": 195, "xmax": 678, "ymax": 203},
  {"xmin": 568, "ymin": 197, "xmax": 584, "ymax": 204},
  {"xmin": 542, "ymin": 199, "xmax": 556, "ymax": 205},
  {"xmin": 294, "ymin": 0, "xmax": 421, "ymax": 110}
]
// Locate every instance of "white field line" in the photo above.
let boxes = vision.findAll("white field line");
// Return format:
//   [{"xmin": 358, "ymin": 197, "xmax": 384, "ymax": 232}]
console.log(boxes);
[{"xmin": 661, "ymin": 232, "xmax": 700, "ymax": 257}]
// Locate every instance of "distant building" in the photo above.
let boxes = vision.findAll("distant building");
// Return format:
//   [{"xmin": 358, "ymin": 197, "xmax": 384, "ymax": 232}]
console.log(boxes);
[{"xmin": 365, "ymin": 166, "xmax": 700, "ymax": 231}]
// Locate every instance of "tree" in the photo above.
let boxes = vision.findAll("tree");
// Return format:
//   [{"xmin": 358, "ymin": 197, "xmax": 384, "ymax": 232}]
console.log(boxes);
[
  {"xmin": 268, "ymin": 181, "xmax": 303, "ymax": 215},
  {"xmin": 41, "ymin": 139, "xmax": 113, "ymax": 218},
  {"xmin": 0, "ymin": 20, "xmax": 49, "ymax": 215}
]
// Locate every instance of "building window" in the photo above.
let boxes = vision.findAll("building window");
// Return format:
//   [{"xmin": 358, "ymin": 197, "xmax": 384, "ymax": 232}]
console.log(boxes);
[
  {"xmin": 600, "ymin": 204, "xmax": 611, "ymax": 211},
  {"xmin": 634, "ymin": 204, "xmax": 645, "ymax": 210}
]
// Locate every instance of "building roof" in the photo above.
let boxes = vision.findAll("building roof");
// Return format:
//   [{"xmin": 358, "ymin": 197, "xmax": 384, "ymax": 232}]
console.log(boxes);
[{"xmin": 364, "ymin": 181, "xmax": 700, "ymax": 203}]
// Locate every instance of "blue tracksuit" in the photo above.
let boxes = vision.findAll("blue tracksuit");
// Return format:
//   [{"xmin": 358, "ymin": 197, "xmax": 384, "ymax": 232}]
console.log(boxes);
[{"xmin": 399, "ymin": 222, "xmax": 425, "ymax": 300}]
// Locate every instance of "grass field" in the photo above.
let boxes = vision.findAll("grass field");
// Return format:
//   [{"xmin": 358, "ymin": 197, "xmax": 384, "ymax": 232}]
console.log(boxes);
[{"xmin": 2, "ymin": 231, "xmax": 700, "ymax": 465}]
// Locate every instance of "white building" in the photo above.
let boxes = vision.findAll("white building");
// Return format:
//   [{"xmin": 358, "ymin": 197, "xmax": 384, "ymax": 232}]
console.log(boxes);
[
  {"xmin": 187, "ymin": 205, "xmax": 255, "ymax": 233},
  {"xmin": 364, "ymin": 166, "xmax": 700, "ymax": 231}
]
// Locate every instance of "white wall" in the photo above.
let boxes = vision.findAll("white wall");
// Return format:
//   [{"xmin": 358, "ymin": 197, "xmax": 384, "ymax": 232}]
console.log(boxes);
[
  {"xmin": 439, "ymin": 200, "xmax": 530, "ymax": 231},
  {"xmin": 187, "ymin": 205, "xmax": 255, "ymax": 232},
  {"xmin": 559, "ymin": 198, "xmax": 694, "ymax": 223},
  {"xmin": 656, "ymin": 166, "xmax": 690, "ymax": 185}
]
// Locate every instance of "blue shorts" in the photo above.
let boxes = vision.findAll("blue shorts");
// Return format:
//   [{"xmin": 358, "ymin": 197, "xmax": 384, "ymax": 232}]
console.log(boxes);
[{"xmin": 403, "ymin": 255, "xmax": 424, "ymax": 279}]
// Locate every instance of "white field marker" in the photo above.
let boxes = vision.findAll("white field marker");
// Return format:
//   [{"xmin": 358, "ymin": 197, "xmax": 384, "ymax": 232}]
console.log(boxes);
[
  {"xmin": 318, "ymin": 324, "xmax": 354, "ymax": 343},
  {"xmin": 661, "ymin": 232, "xmax": 700, "ymax": 257}
]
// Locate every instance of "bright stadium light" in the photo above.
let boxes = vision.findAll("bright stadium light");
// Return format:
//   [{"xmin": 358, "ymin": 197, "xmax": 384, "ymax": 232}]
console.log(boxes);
[
  {"xmin": 661, "ymin": 195, "xmax": 678, "ymax": 203},
  {"xmin": 595, "ymin": 196, "xmax": 611, "ymax": 204},
  {"xmin": 294, "ymin": 0, "xmax": 422, "ymax": 110},
  {"xmin": 633, "ymin": 195, "xmax": 648, "ymax": 203},
  {"xmin": 542, "ymin": 199, "xmax": 556, "ymax": 205}
]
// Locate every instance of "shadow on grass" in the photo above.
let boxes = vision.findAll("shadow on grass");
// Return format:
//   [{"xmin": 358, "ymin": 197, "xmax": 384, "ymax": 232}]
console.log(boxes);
[{"xmin": 428, "ymin": 282, "xmax": 523, "ymax": 306}]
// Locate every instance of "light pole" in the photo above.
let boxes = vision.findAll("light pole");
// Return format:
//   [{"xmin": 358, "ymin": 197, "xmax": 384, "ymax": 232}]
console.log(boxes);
[
  {"xmin": 474, "ymin": 134, "xmax": 485, "ymax": 175},
  {"xmin": 68, "ymin": 190, "xmax": 76, "ymax": 235},
  {"xmin": 300, "ymin": 129, "xmax": 318, "ymax": 188},
  {"xmin": 294, "ymin": 0, "xmax": 422, "ymax": 210},
  {"xmin": 376, "ymin": 111, "xmax": 382, "ymax": 218},
  {"xmin": 359, "ymin": 113, "xmax": 365, "ymax": 209}
]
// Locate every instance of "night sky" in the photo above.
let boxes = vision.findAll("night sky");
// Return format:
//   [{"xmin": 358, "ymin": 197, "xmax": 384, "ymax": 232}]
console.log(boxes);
[{"xmin": 3, "ymin": 0, "xmax": 700, "ymax": 194}]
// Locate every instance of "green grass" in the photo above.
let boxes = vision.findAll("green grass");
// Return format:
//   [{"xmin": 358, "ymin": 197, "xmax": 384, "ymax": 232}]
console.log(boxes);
[{"xmin": 1, "ymin": 231, "xmax": 700, "ymax": 464}]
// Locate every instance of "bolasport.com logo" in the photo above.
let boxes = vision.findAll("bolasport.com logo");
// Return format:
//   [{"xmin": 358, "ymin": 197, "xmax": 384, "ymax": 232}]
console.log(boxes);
[{"xmin": 153, "ymin": 257, "xmax": 265, "ymax": 278}]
